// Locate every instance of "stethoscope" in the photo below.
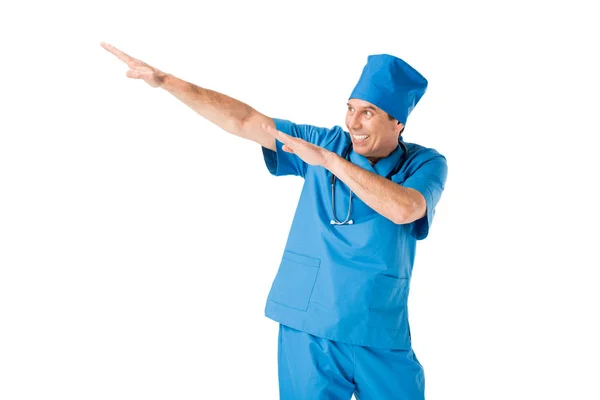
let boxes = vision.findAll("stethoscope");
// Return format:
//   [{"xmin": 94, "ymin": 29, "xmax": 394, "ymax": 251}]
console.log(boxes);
[{"xmin": 330, "ymin": 138, "xmax": 408, "ymax": 225}]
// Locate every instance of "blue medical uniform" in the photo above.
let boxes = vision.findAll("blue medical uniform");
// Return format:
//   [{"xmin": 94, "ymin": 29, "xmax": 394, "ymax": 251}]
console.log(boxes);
[{"xmin": 262, "ymin": 118, "xmax": 447, "ymax": 399}]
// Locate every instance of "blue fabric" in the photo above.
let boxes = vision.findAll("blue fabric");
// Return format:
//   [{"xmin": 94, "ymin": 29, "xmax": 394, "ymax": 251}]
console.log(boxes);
[
  {"xmin": 349, "ymin": 54, "xmax": 428, "ymax": 124},
  {"xmin": 278, "ymin": 324, "xmax": 425, "ymax": 400},
  {"xmin": 261, "ymin": 118, "xmax": 447, "ymax": 350}
]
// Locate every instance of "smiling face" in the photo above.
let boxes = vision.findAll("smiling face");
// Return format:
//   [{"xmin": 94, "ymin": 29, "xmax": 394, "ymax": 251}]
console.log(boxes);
[{"xmin": 345, "ymin": 98, "xmax": 405, "ymax": 164}]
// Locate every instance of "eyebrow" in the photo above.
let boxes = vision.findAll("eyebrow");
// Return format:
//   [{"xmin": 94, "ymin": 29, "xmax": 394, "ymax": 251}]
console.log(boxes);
[{"xmin": 347, "ymin": 103, "xmax": 378, "ymax": 111}]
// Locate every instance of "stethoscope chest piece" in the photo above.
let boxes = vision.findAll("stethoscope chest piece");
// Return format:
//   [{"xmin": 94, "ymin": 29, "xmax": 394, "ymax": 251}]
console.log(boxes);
[{"xmin": 330, "ymin": 219, "xmax": 354, "ymax": 225}]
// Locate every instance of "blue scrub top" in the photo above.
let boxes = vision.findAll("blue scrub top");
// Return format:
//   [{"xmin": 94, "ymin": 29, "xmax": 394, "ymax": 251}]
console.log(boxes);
[{"xmin": 262, "ymin": 118, "xmax": 448, "ymax": 349}]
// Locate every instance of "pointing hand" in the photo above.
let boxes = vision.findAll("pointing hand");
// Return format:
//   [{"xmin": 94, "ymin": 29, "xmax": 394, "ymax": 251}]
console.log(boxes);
[
  {"xmin": 261, "ymin": 124, "xmax": 334, "ymax": 168},
  {"xmin": 100, "ymin": 42, "xmax": 168, "ymax": 88}
]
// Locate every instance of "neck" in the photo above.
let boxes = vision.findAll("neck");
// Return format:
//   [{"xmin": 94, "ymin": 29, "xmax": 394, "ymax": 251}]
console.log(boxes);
[
  {"xmin": 366, "ymin": 143, "xmax": 399, "ymax": 165},
  {"xmin": 367, "ymin": 157, "xmax": 381, "ymax": 165}
]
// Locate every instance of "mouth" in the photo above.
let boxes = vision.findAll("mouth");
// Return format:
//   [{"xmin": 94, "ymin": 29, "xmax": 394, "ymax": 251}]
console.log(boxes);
[{"xmin": 352, "ymin": 133, "xmax": 370, "ymax": 144}]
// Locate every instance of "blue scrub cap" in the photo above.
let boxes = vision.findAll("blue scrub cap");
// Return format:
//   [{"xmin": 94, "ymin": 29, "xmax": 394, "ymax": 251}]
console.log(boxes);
[{"xmin": 349, "ymin": 54, "xmax": 428, "ymax": 125}]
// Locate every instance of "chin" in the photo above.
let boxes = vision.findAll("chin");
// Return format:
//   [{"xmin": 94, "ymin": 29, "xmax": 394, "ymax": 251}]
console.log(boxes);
[{"xmin": 354, "ymin": 148, "xmax": 373, "ymax": 158}]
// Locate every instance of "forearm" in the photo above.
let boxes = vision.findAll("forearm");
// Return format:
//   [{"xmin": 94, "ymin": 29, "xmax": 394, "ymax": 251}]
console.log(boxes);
[
  {"xmin": 160, "ymin": 73, "xmax": 256, "ymax": 137},
  {"xmin": 324, "ymin": 153, "xmax": 424, "ymax": 224}
]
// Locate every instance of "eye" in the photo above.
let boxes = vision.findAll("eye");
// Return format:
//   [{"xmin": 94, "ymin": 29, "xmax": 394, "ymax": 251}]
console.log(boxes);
[
  {"xmin": 365, "ymin": 110, "xmax": 373, "ymax": 117},
  {"xmin": 348, "ymin": 106, "xmax": 355, "ymax": 112}
]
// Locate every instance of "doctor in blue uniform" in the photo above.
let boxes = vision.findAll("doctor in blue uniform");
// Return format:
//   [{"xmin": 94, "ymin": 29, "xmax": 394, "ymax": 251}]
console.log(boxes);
[
  {"xmin": 101, "ymin": 42, "xmax": 447, "ymax": 400},
  {"xmin": 261, "ymin": 54, "xmax": 447, "ymax": 400}
]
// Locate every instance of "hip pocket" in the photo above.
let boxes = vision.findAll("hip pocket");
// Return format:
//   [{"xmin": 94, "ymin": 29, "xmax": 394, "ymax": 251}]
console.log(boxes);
[
  {"xmin": 267, "ymin": 251, "xmax": 320, "ymax": 311},
  {"xmin": 368, "ymin": 275, "xmax": 410, "ymax": 330}
]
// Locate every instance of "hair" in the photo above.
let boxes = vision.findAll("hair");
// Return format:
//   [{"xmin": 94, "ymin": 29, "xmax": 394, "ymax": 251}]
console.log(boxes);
[{"xmin": 387, "ymin": 113, "xmax": 405, "ymax": 135}]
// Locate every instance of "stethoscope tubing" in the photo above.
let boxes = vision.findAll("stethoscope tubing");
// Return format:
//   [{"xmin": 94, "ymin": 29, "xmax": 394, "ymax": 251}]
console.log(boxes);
[{"xmin": 329, "ymin": 138, "xmax": 408, "ymax": 226}]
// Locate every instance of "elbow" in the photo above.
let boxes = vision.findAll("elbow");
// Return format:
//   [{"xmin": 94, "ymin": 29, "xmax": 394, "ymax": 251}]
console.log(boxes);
[
  {"xmin": 391, "ymin": 198, "xmax": 426, "ymax": 225},
  {"xmin": 391, "ymin": 208, "xmax": 413, "ymax": 225},
  {"xmin": 234, "ymin": 122, "xmax": 248, "ymax": 138},
  {"xmin": 389, "ymin": 201, "xmax": 412, "ymax": 224},
  {"xmin": 230, "ymin": 115, "xmax": 248, "ymax": 137}
]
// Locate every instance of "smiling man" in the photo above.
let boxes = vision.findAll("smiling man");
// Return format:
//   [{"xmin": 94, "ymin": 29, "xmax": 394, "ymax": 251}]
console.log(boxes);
[
  {"xmin": 102, "ymin": 43, "xmax": 448, "ymax": 400},
  {"xmin": 347, "ymin": 99, "xmax": 404, "ymax": 160}
]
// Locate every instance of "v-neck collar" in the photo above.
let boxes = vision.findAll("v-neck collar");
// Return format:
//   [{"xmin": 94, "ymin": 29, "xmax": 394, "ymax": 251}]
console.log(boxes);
[{"xmin": 348, "ymin": 140, "xmax": 403, "ymax": 178}]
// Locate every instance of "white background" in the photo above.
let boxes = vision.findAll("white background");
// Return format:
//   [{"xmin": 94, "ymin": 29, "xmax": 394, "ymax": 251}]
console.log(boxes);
[{"xmin": 1, "ymin": 0, "xmax": 599, "ymax": 399}]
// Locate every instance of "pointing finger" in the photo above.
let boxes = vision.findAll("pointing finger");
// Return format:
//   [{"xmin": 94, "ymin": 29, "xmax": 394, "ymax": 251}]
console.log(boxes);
[{"xmin": 100, "ymin": 42, "xmax": 139, "ymax": 66}]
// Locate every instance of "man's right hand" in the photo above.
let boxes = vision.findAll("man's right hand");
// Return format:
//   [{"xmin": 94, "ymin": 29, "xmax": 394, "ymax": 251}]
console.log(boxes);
[
  {"xmin": 101, "ymin": 42, "xmax": 167, "ymax": 88},
  {"xmin": 100, "ymin": 41, "xmax": 276, "ymax": 151}
]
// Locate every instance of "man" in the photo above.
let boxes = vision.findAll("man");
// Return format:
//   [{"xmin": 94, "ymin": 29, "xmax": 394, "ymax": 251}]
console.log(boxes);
[{"xmin": 101, "ymin": 42, "xmax": 448, "ymax": 399}]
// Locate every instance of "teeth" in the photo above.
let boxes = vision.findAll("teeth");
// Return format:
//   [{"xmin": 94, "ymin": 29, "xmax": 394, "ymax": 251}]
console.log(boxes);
[{"xmin": 353, "ymin": 134, "xmax": 369, "ymax": 140}]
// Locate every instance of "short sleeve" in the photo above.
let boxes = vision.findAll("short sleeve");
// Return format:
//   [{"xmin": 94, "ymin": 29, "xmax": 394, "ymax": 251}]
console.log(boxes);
[
  {"xmin": 401, "ymin": 155, "xmax": 448, "ymax": 240},
  {"xmin": 262, "ymin": 118, "xmax": 337, "ymax": 178}
]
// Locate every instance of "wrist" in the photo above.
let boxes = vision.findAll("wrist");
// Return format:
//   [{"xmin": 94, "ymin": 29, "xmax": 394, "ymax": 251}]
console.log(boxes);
[
  {"xmin": 160, "ymin": 73, "xmax": 183, "ymax": 91},
  {"xmin": 322, "ymin": 150, "xmax": 339, "ymax": 170},
  {"xmin": 156, "ymin": 71, "xmax": 170, "ymax": 88}
]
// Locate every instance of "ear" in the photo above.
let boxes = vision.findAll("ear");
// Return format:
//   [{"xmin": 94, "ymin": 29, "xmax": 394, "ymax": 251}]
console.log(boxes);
[{"xmin": 397, "ymin": 122, "xmax": 405, "ymax": 135}]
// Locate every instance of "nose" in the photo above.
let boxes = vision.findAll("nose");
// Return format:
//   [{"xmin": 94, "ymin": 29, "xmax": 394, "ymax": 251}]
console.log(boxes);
[{"xmin": 348, "ymin": 113, "xmax": 361, "ymax": 130}]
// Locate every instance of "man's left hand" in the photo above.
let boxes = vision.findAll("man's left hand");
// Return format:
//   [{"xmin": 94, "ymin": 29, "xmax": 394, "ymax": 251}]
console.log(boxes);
[{"xmin": 262, "ymin": 124, "xmax": 334, "ymax": 168}]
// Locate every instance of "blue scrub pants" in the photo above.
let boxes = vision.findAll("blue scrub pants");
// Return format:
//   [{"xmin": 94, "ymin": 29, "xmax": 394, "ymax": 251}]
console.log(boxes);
[{"xmin": 277, "ymin": 324, "xmax": 425, "ymax": 399}]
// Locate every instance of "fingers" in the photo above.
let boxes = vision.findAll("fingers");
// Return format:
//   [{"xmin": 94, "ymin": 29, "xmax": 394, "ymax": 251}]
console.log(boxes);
[
  {"xmin": 262, "ymin": 123, "xmax": 290, "ymax": 143},
  {"xmin": 125, "ymin": 67, "xmax": 163, "ymax": 88},
  {"xmin": 126, "ymin": 68, "xmax": 151, "ymax": 78},
  {"xmin": 100, "ymin": 42, "xmax": 140, "ymax": 66}
]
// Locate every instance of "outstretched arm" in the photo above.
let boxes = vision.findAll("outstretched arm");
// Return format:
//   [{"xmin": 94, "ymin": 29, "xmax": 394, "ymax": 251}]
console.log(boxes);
[{"xmin": 100, "ymin": 42, "xmax": 276, "ymax": 151}]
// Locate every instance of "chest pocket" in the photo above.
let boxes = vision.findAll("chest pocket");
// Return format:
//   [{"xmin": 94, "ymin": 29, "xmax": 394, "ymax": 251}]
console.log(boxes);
[{"xmin": 267, "ymin": 251, "xmax": 321, "ymax": 311}]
